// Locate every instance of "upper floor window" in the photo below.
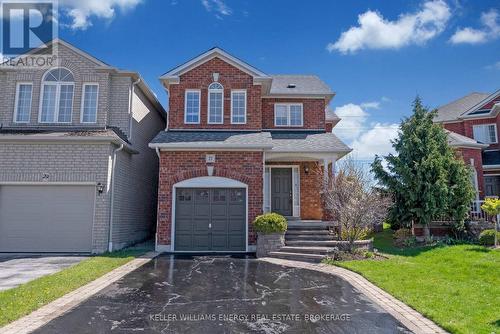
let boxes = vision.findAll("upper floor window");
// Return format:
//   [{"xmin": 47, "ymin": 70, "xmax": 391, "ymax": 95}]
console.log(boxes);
[
  {"xmin": 14, "ymin": 83, "xmax": 33, "ymax": 123},
  {"xmin": 274, "ymin": 103, "xmax": 303, "ymax": 127},
  {"xmin": 184, "ymin": 90, "xmax": 200, "ymax": 124},
  {"xmin": 39, "ymin": 68, "xmax": 74, "ymax": 123},
  {"xmin": 208, "ymin": 82, "xmax": 223, "ymax": 124},
  {"xmin": 81, "ymin": 84, "xmax": 99, "ymax": 123},
  {"xmin": 473, "ymin": 124, "xmax": 498, "ymax": 144},
  {"xmin": 231, "ymin": 90, "xmax": 246, "ymax": 124}
]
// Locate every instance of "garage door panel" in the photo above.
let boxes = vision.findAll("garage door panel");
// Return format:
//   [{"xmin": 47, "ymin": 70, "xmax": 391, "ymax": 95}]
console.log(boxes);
[
  {"xmin": 175, "ymin": 187, "xmax": 246, "ymax": 252},
  {"xmin": 0, "ymin": 185, "xmax": 94, "ymax": 253}
]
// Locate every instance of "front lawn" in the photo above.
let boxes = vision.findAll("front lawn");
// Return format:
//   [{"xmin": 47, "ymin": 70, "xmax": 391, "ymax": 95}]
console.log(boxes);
[
  {"xmin": 0, "ymin": 249, "xmax": 145, "ymax": 327},
  {"xmin": 334, "ymin": 226, "xmax": 500, "ymax": 334}
]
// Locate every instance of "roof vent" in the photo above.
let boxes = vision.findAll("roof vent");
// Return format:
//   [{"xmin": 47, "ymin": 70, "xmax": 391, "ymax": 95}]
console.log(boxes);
[{"xmin": 287, "ymin": 83, "xmax": 296, "ymax": 89}]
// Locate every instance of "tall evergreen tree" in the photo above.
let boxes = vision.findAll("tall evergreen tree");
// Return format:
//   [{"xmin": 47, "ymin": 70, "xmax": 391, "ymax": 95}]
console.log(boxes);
[{"xmin": 372, "ymin": 97, "xmax": 475, "ymax": 237}]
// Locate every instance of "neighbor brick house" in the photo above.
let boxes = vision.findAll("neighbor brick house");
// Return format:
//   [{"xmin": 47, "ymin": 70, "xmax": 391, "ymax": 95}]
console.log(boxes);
[
  {"xmin": 434, "ymin": 90, "xmax": 500, "ymax": 199},
  {"xmin": 150, "ymin": 48, "xmax": 350, "ymax": 252},
  {"xmin": 0, "ymin": 39, "xmax": 166, "ymax": 253}
]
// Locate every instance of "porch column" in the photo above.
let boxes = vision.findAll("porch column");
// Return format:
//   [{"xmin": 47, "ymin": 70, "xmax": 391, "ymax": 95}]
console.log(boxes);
[
  {"xmin": 331, "ymin": 156, "xmax": 336, "ymax": 179},
  {"xmin": 322, "ymin": 158, "xmax": 331, "ymax": 183}
]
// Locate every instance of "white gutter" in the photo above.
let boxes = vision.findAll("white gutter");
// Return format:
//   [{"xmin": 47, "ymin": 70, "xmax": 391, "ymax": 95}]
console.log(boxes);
[
  {"xmin": 128, "ymin": 78, "xmax": 141, "ymax": 142},
  {"xmin": 108, "ymin": 143, "xmax": 124, "ymax": 252}
]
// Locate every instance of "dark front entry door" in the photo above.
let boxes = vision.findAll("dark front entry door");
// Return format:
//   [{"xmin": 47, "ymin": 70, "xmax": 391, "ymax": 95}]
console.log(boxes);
[
  {"xmin": 175, "ymin": 188, "xmax": 246, "ymax": 251},
  {"xmin": 271, "ymin": 168, "xmax": 293, "ymax": 216}
]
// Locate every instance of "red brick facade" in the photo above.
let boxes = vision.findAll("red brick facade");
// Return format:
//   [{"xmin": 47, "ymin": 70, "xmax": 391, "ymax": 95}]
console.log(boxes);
[
  {"xmin": 157, "ymin": 55, "xmax": 336, "ymax": 250},
  {"xmin": 261, "ymin": 98, "xmax": 326, "ymax": 129},
  {"xmin": 441, "ymin": 102, "xmax": 500, "ymax": 199},
  {"xmin": 168, "ymin": 58, "xmax": 262, "ymax": 130},
  {"xmin": 456, "ymin": 148, "xmax": 484, "ymax": 196},
  {"xmin": 157, "ymin": 151, "xmax": 263, "ymax": 247}
]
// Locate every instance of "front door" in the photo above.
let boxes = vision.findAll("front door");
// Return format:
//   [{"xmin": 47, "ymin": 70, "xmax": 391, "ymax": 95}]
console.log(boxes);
[{"xmin": 271, "ymin": 168, "xmax": 292, "ymax": 216}]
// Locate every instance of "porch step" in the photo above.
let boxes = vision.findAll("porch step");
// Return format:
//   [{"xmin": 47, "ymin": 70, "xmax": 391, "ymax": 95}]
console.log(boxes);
[
  {"xmin": 285, "ymin": 234, "xmax": 334, "ymax": 241},
  {"xmin": 287, "ymin": 221, "xmax": 336, "ymax": 229},
  {"xmin": 280, "ymin": 246, "xmax": 338, "ymax": 255},
  {"xmin": 286, "ymin": 229, "xmax": 331, "ymax": 235},
  {"xmin": 285, "ymin": 240, "xmax": 344, "ymax": 247},
  {"xmin": 267, "ymin": 251, "xmax": 325, "ymax": 263}
]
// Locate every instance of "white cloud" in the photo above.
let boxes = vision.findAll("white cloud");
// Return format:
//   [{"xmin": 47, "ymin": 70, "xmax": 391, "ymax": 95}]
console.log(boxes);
[
  {"xmin": 350, "ymin": 123, "xmax": 399, "ymax": 160},
  {"xmin": 201, "ymin": 0, "xmax": 232, "ymax": 19},
  {"xmin": 333, "ymin": 103, "xmax": 369, "ymax": 141},
  {"xmin": 59, "ymin": 0, "xmax": 142, "ymax": 30},
  {"xmin": 332, "ymin": 99, "xmax": 398, "ymax": 160},
  {"xmin": 485, "ymin": 61, "xmax": 500, "ymax": 70},
  {"xmin": 327, "ymin": 0, "xmax": 451, "ymax": 54},
  {"xmin": 450, "ymin": 9, "xmax": 500, "ymax": 44},
  {"xmin": 360, "ymin": 101, "xmax": 381, "ymax": 109}
]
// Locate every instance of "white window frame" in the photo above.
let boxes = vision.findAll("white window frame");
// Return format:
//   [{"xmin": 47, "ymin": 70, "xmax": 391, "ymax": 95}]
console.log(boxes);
[
  {"xmin": 472, "ymin": 123, "xmax": 498, "ymax": 144},
  {"xmin": 38, "ymin": 68, "xmax": 75, "ymax": 124},
  {"xmin": 207, "ymin": 83, "xmax": 224, "ymax": 124},
  {"xmin": 184, "ymin": 89, "xmax": 201, "ymax": 124},
  {"xmin": 274, "ymin": 103, "xmax": 303, "ymax": 127},
  {"xmin": 230, "ymin": 89, "xmax": 247, "ymax": 124},
  {"xmin": 80, "ymin": 83, "xmax": 99, "ymax": 124},
  {"xmin": 13, "ymin": 82, "xmax": 33, "ymax": 123}
]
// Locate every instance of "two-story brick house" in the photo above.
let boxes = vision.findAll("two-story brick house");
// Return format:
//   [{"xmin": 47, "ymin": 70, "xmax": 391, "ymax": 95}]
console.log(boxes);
[
  {"xmin": 150, "ymin": 48, "xmax": 350, "ymax": 253},
  {"xmin": 435, "ymin": 90, "xmax": 500, "ymax": 199},
  {"xmin": 0, "ymin": 39, "xmax": 166, "ymax": 253}
]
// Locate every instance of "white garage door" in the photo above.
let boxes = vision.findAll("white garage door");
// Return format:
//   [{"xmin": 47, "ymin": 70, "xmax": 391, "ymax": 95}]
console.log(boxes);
[{"xmin": 0, "ymin": 185, "xmax": 95, "ymax": 253}]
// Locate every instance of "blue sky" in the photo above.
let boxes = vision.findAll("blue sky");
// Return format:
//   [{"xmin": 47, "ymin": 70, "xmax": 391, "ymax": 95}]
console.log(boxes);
[{"xmin": 56, "ymin": 0, "xmax": 499, "ymax": 159}]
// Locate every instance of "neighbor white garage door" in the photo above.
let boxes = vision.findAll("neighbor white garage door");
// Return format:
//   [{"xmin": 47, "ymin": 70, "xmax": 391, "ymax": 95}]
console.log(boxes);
[{"xmin": 0, "ymin": 185, "xmax": 95, "ymax": 253}]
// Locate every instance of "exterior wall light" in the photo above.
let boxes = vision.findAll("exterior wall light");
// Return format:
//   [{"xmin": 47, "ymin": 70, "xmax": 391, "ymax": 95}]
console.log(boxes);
[
  {"xmin": 304, "ymin": 166, "xmax": 310, "ymax": 175},
  {"xmin": 96, "ymin": 182, "xmax": 104, "ymax": 195}
]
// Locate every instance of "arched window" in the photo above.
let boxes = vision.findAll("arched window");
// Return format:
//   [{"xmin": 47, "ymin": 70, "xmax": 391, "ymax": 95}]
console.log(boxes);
[
  {"xmin": 208, "ymin": 82, "xmax": 223, "ymax": 124},
  {"xmin": 39, "ymin": 68, "xmax": 75, "ymax": 123}
]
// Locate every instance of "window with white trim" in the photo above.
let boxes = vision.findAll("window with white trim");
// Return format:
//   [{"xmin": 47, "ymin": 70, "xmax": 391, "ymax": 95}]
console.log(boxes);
[
  {"xmin": 208, "ymin": 82, "xmax": 223, "ymax": 124},
  {"xmin": 81, "ymin": 84, "xmax": 98, "ymax": 123},
  {"xmin": 39, "ymin": 68, "xmax": 74, "ymax": 123},
  {"xmin": 14, "ymin": 83, "xmax": 33, "ymax": 123},
  {"xmin": 274, "ymin": 103, "xmax": 303, "ymax": 127},
  {"xmin": 231, "ymin": 90, "xmax": 246, "ymax": 124},
  {"xmin": 473, "ymin": 124, "xmax": 497, "ymax": 144},
  {"xmin": 184, "ymin": 90, "xmax": 200, "ymax": 124}
]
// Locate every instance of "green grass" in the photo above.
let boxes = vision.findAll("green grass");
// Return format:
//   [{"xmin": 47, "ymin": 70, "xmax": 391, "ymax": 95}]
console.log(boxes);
[
  {"xmin": 334, "ymin": 224, "xmax": 500, "ymax": 334},
  {"xmin": 0, "ymin": 249, "xmax": 145, "ymax": 327}
]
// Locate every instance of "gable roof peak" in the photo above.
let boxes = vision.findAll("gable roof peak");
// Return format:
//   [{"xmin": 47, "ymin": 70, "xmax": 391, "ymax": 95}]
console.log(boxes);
[{"xmin": 160, "ymin": 47, "xmax": 269, "ymax": 80}]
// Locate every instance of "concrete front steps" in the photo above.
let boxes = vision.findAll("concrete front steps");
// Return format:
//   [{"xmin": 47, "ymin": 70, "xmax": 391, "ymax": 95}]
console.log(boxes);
[{"xmin": 267, "ymin": 221, "xmax": 339, "ymax": 263}]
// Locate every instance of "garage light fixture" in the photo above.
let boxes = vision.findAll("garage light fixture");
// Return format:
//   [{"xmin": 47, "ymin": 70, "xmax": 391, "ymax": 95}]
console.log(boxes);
[
  {"xmin": 303, "ymin": 166, "xmax": 310, "ymax": 175},
  {"xmin": 96, "ymin": 182, "xmax": 104, "ymax": 195}
]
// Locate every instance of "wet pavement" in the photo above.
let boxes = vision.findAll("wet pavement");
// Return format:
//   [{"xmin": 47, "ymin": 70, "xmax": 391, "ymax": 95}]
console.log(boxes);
[{"xmin": 35, "ymin": 255, "xmax": 411, "ymax": 334}]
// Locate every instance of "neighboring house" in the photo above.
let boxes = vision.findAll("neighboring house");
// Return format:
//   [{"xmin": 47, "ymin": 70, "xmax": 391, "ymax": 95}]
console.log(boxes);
[
  {"xmin": 435, "ymin": 90, "xmax": 500, "ymax": 199},
  {"xmin": 150, "ymin": 48, "xmax": 350, "ymax": 252},
  {"xmin": 0, "ymin": 39, "xmax": 166, "ymax": 253}
]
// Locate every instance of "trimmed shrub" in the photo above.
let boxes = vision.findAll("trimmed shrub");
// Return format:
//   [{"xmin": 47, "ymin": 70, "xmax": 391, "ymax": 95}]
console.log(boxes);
[
  {"xmin": 253, "ymin": 213, "xmax": 287, "ymax": 234},
  {"xmin": 478, "ymin": 229, "xmax": 500, "ymax": 246}
]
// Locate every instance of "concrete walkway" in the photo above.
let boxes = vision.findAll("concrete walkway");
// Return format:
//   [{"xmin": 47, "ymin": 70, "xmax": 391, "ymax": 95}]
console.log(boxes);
[
  {"xmin": 0, "ymin": 252, "xmax": 158, "ymax": 334},
  {"xmin": 0, "ymin": 255, "xmax": 87, "ymax": 291},
  {"xmin": 261, "ymin": 257, "xmax": 448, "ymax": 334}
]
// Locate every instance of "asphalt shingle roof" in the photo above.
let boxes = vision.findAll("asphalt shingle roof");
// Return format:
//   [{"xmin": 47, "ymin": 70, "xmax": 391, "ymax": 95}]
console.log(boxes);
[
  {"xmin": 150, "ymin": 130, "xmax": 351, "ymax": 154},
  {"xmin": 270, "ymin": 131, "xmax": 351, "ymax": 153},
  {"xmin": 445, "ymin": 130, "xmax": 487, "ymax": 148},
  {"xmin": 270, "ymin": 75, "xmax": 333, "ymax": 96},
  {"xmin": 150, "ymin": 131, "xmax": 273, "ymax": 148},
  {"xmin": 434, "ymin": 92, "xmax": 489, "ymax": 122}
]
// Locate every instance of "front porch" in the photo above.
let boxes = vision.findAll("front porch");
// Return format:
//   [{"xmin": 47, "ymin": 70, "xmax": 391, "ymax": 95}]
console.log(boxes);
[{"xmin": 263, "ymin": 152, "xmax": 337, "ymax": 220}]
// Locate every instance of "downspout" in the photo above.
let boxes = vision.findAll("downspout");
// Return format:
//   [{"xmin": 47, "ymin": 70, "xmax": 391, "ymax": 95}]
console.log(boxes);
[
  {"xmin": 128, "ymin": 78, "xmax": 141, "ymax": 142},
  {"xmin": 108, "ymin": 143, "xmax": 124, "ymax": 252}
]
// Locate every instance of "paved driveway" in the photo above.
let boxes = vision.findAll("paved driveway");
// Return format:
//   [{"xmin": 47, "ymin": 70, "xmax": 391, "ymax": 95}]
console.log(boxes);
[
  {"xmin": 35, "ymin": 255, "xmax": 411, "ymax": 334},
  {"xmin": 0, "ymin": 254, "xmax": 87, "ymax": 291}
]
